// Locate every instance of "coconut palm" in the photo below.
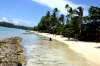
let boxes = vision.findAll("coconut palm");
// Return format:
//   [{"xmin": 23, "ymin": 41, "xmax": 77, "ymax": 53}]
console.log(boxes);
[
  {"xmin": 52, "ymin": 8, "xmax": 58, "ymax": 18},
  {"xmin": 77, "ymin": 7, "xmax": 83, "ymax": 17},
  {"xmin": 65, "ymin": 4, "xmax": 74, "ymax": 19},
  {"xmin": 59, "ymin": 14, "xmax": 65, "ymax": 25}
]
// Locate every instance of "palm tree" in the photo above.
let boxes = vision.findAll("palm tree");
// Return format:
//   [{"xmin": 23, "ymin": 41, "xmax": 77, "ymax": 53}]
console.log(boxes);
[
  {"xmin": 76, "ymin": 6, "xmax": 84, "ymax": 36},
  {"xmin": 59, "ymin": 14, "xmax": 65, "ymax": 25},
  {"xmin": 77, "ymin": 7, "xmax": 83, "ymax": 17},
  {"xmin": 52, "ymin": 8, "xmax": 59, "ymax": 25},
  {"xmin": 49, "ymin": 8, "xmax": 59, "ymax": 34},
  {"xmin": 52, "ymin": 8, "xmax": 58, "ymax": 18},
  {"xmin": 65, "ymin": 4, "xmax": 74, "ymax": 19},
  {"xmin": 46, "ymin": 11, "xmax": 51, "ymax": 18},
  {"xmin": 45, "ymin": 11, "xmax": 52, "ymax": 31},
  {"xmin": 65, "ymin": 4, "xmax": 84, "ymax": 39}
]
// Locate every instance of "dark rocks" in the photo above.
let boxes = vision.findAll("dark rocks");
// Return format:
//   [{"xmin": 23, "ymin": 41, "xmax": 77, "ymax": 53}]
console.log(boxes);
[{"xmin": 0, "ymin": 37, "xmax": 25, "ymax": 66}]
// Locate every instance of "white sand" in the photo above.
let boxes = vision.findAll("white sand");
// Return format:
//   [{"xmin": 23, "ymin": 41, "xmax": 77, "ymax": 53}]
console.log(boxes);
[{"xmin": 32, "ymin": 31, "xmax": 100, "ymax": 65}]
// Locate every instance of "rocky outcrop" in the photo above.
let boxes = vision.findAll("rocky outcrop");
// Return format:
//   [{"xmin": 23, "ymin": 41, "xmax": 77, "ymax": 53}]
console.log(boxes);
[{"xmin": 0, "ymin": 37, "xmax": 25, "ymax": 66}]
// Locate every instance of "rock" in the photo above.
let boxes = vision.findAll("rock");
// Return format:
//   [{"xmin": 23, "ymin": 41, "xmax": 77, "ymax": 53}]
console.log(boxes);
[{"xmin": 0, "ymin": 37, "xmax": 25, "ymax": 66}]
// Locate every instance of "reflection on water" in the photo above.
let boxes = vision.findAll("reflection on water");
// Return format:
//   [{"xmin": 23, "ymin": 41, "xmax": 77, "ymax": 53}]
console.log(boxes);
[{"xmin": 0, "ymin": 27, "xmax": 97, "ymax": 66}]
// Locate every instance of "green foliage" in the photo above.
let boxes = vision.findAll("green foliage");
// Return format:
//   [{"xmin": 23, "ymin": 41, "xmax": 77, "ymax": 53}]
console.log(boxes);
[
  {"xmin": 80, "ymin": 6, "xmax": 100, "ymax": 41},
  {"xmin": 37, "ymin": 11, "xmax": 52, "ymax": 32},
  {"xmin": 55, "ymin": 26, "xmax": 65, "ymax": 35},
  {"xmin": 89, "ymin": 6, "xmax": 100, "ymax": 20},
  {"xmin": 34, "ymin": 5, "xmax": 100, "ymax": 42},
  {"xmin": 59, "ymin": 14, "xmax": 65, "ymax": 25},
  {"xmin": 0, "ymin": 22, "xmax": 34, "ymax": 30}
]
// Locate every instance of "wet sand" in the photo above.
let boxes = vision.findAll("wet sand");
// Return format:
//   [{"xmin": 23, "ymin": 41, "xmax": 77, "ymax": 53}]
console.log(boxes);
[
  {"xmin": 24, "ymin": 35, "xmax": 98, "ymax": 66},
  {"xmin": 32, "ymin": 31, "xmax": 100, "ymax": 66}
]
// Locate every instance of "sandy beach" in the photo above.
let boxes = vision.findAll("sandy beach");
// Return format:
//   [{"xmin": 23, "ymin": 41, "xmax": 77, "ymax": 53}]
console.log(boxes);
[{"xmin": 31, "ymin": 31, "xmax": 100, "ymax": 66}]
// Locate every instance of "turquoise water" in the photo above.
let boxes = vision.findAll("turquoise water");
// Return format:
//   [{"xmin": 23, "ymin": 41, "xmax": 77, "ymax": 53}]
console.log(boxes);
[
  {"xmin": 0, "ymin": 27, "xmax": 97, "ymax": 66},
  {"xmin": 0, "ymin": 27, "xmax": 24, "ymax": 39},
  {"xmin": 0, "ymin": 27, "xmax": 39, "ymax": 45}
]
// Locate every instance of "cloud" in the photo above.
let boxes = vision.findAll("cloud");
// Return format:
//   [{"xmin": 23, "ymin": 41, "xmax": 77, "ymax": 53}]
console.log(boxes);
[
  {"xmin": 0, "ymin": 17, "xmax": 36, "ymax": 27},
  {"xmin": 32, "ymin": 0, "xmax": 85, "ymax": 14}
]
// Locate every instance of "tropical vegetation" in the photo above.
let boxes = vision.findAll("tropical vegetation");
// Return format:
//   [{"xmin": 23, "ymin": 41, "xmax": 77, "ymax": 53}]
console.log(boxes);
[
  {"xmin": 0, "ymin": 22, "xmax": 34, "ymax": 30},
  {"xmin": 34, "ymin": 4, "xmax": 100, "ymax": 42}
]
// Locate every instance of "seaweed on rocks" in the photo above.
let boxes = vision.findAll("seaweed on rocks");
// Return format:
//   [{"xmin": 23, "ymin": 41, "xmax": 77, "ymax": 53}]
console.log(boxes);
[{"xmin": 0, "ymin": 37, "xmax": 25, "ymax": 66}]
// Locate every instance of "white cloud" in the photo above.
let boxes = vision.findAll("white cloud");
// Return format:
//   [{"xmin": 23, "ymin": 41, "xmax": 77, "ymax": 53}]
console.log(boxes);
[
  {"xmin": 0, "ymin": 17, "xmax": 36, "ymax": 27},
  {"xmin": 32, "ymin": 0, "xmax": 85, "ymax": 14}
]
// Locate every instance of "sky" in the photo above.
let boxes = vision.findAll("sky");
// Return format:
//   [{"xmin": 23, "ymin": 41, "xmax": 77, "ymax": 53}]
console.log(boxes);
[{"xmin": 0, "ymin": 0, "xmax": 100, "ymax": 27}]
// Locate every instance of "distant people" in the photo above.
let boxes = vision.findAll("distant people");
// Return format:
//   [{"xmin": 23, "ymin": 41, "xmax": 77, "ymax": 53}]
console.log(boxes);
[
  {"xmin": 17, "ymin": 63, "xmax": 22, "ymax": 66},
  {"xmin": 49, "ymin": 38, "xmax": 52, "ymax": 41}
]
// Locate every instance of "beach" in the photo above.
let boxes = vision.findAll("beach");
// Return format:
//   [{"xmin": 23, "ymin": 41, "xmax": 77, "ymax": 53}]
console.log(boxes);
[
  {"xmin": 0, "ymin": 26, "xmax": 99, "ymax": 66},
  {"xmin": 32, "ymin": 31, "xmax": 100, "ymax": 66}
]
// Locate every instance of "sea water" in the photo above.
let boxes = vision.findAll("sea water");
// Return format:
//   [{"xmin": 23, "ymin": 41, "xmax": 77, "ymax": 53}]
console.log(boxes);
[{"xmin": 0, "ymin": 27, "xmax": 97, "ymax": 66}]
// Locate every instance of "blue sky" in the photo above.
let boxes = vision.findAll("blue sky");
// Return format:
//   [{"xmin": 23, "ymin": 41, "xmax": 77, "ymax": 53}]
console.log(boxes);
[{"xmin": 0, "ymin": 0, "xmax": 100, "ymax": 27}]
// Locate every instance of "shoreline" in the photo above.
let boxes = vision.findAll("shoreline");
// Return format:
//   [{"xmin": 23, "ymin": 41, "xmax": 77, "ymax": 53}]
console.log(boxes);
[{"xmin": 32, "ymin": 31, "xmax": 100, "ymax": 65}]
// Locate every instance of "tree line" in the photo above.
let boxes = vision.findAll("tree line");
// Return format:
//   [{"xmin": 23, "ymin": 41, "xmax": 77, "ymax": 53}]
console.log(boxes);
[
  {"xmin": 0, "ymin": 22, "xmax": 34, "ymax": 30},
  {"xmin": 34, "ymin": 4, "xmax": 100, "ymax": 42}
]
